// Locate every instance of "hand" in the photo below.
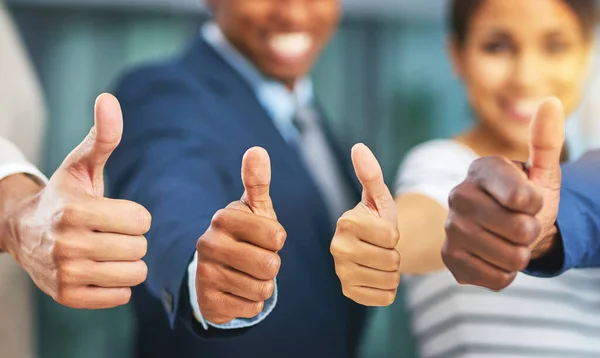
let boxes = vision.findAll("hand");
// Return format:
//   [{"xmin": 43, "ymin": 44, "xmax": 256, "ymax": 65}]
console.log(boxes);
[
  {"xmin": 442, "ymin": 97, "xmax": 564, "ymax": 290},
  {"xmin": 330, "ymin": 144, "xmax": 400, "ymax": 306},
  {"xmin": 195, "ymin": 147, "xmax": 286, "ymax": 325},
  {"xmin": 4, "ymin": 93, "xmax": 152, "ymax": 309}
]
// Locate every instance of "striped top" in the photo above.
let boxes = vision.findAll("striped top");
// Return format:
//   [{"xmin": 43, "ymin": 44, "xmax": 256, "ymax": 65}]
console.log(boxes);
[{"xmin": 395, "ymin": 139, "xmax": 600, "ymax": 358}]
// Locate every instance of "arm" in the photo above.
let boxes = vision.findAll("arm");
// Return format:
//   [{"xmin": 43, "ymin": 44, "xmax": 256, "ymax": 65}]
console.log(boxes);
[
  {"xmin": 395, "ymin": 194, "xmax": 447, "ymax": 274},
  {"xmin": 527, "ymin": 150, "xmax": 600, "ymax": 275},
  {"xmin": 393, "ymin": 141, "xmax": 475, "ymax": 275}
]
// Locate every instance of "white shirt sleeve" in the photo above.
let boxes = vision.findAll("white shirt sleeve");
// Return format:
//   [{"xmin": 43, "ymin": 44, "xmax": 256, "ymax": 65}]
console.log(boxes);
[
  {"xmin": 187, "ymin": 251, "xmax": 278, "ymax": 330},
  {"xmin": 394, "ymin": 140, "xmax": 478, "ymax": 208},
  {"xmin": 0, "ymin": 137, "xmax": 47, "ymax": 185}
]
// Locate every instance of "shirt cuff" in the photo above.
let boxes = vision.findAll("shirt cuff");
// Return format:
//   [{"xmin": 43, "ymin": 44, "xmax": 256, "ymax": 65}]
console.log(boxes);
[
  {"xmin": 524, "ymin": 231, "xmax": 566, "ymax": 277},
  {"xmin": 186, "ymin": 251, "xmax": 277, "ymax": 330},
  {"xmin": 0, "ymin": 163, "xmax": 48, "ymax": 185}
]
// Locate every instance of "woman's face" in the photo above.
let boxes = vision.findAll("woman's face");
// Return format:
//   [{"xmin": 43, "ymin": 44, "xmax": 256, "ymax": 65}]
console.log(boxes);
[{"xmin": 451, "ymin": 0, "xmax": 594, "ymax": 148}]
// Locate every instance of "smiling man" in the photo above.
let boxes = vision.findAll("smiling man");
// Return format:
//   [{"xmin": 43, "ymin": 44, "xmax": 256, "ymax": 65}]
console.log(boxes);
[{"xmin": 106, "ymin": 1, "xmax": 368, "ymax": 357}]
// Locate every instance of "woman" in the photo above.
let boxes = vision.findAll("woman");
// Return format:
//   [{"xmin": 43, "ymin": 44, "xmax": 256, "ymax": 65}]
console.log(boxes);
[{"xmin": 395, "ymin": 0, "xmax": 600, "ymax": 357}]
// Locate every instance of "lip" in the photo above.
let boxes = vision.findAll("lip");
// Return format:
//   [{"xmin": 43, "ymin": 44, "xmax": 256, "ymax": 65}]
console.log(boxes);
[{"xmin": 265, "ymin": 32, "xmax": 315, "ymax": 64}]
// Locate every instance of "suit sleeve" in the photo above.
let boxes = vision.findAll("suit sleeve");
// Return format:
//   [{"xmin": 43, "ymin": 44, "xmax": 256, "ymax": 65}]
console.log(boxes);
[
  {"xmin": 526, "ymin": 150, "xmax": 600, "ymax": 276},
  {"xmin": 106, "ymin": 66, "xmax": 239, "ymax": 337}
]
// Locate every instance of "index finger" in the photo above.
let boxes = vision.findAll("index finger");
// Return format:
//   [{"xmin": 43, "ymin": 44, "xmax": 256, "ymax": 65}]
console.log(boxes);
[
  {"xmin": 63, "ymin": 198, "xmax": 152, "ymax": 236},
  {"xmin": 469, "ymin": 157, "xmax": 543, "ymax": 215},
  {"xmin": 214, "ymin": 206, "xmax": 286, "ymax": 252},
  {"xmin": 337, "ymin": 210, "xmax": 399, "ymax": 249}
]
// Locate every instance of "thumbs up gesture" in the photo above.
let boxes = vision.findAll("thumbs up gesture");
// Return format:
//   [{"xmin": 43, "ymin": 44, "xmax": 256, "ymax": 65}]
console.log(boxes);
[
  {"xmin": 6, "ymin": 93, "xmax": 152, "ymax": 309},
  {"xmin": 443, "ymin": 97, "xmax": 564, "ymax": 290},
  {"xmin": 195, "ymin": 147, "xmax": 286, "ymax": 325},
  {"xmin": 330, "ymin": 144, "xmax": 401, "ymax": 306}
]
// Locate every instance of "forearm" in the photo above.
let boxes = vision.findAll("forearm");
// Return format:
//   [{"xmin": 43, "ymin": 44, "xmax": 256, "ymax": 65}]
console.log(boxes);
[
  {"xmin": 395, "ymin": 194, "xmax": 448, "ymax": 274},
  {"xmin": 0, "ymin": 174, "xmax": 42, "ymax": 254}
]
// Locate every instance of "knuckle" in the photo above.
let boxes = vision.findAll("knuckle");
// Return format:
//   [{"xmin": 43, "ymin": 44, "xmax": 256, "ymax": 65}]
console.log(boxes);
[
  {"xmin": 469, "ymin": 157, "xmax": 504, "ymax": 179},
  {"xmin": 330, "ymin": 237, "xmax": 348, "ymax": 259},
  {"xmin": 56, "ymin": 203, "xmax": 82, "ymax": 228},
  {"xmin": 133, "ymin": 206, "xmax": 152, "ymax": 233},
  {"xmin": 508, "ymin": 246, "xmax": 532, "ymax": 272},
  {"xmin": 197, "ymin": 290, "xmax": 219, "ymax": 312},
  {"xmin": 378, "ymin": 289, "xmax": 397, "ymax": 306},
  {"xmin": 387, "ymin": 225, "xmax": 400, "ymax": 248},
  {"xmin": 132, "ymin": 236, "xmax": 148, "ymax": 260},
  {"xmin": 513, "ymin": 216, "xmax": 541, "ymax": 245},
  {"xmin": 258, "ymin": 280, "xmax": 275, "ymax": 301},
  {"xmin": 249, "ymin": 301, "xmax": 265, "ymax": 317},
  {"xmin": 341, "ymin": 286, "xmax": 354, "ymax": 300},
  {"xmin": 54, "ymin": 288, "xmax": 73, "ymax": 307},
  {"xmin": 384, "ymin": 249, "xmax": 401, "ymax": 271},
  {"xmin": 271, "ymin": 226, "xmax": 287, "ymax": 251},
  {"xmin": 117, "ymin": 288, "xmax": 133, "ymax": 306},
  {"xmin": 197, "ymin": 235, "xmax": 221, "ymax": 259},
  {"xmin": 443, "ymin": 249, "xmax": 469, "ymax": 274},
  {"xmin": 53, "ymin": 238, "xmax": 80, "ymax": 260},
  {"xmin": 260, "ymin": 254, "xmax": 281, "ymax": 279},
  {"xmin": 447, "ymin": 185, "xmax": 478, "ymax": 216},
  {"xmin": 196, "ymin": 262, "xmax": 216, "ymax": 285},
  {"xmin": 334, "ymin": 264, "xmax": 353, "ymax": 284},
  {"xmin": 447, "ymin": 185, "xmax": 465, "ymax": 208},
  {"xmin": 56, "ymin": 262, "xmax": 79, "ymax": 285},
  {"xmin": 134, "ymin": 261, "xmax": 148, "ymax": 286},
  {"xmin": 507, "ymin": 186, "xmax": 535, "ymax": 210},
  {"xmin": 444, "ymin": 215, "xmax": 456, "ymax": 237},
  {"xmin": 336, "ymin": 216, "xmax": 357, "ymax": 234},
  {"xmin": 211, "ymin": 209, "xmax": 230, "ymax": 231},
  {"xmin": 444, "ymin": 214, "xmax": 470, "ymax": 246},
  {"xmin": 490, "ymin": 272, "xmax": 516, "ymax": 291}
]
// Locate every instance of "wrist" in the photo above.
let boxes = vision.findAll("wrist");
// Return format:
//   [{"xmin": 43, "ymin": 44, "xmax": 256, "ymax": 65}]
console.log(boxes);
[
  {"xmin": 0, "ymin": 174, "xmax": 42, "ymax": 255},
  {"xmin": 531, "ymin": 225, "xmax": 559, "ymax": 260}
]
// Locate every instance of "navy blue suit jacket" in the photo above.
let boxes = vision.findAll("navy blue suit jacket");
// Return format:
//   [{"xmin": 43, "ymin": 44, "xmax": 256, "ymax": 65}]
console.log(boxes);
[{"xmin": 107, "ymin": 37, "xmax": 366, "ymax": 358}]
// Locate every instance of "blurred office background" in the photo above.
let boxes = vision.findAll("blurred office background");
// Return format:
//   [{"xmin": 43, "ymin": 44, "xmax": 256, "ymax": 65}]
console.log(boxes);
[{"xmin": 4, "ymin": 0, "xmax": 600, "ymax": 357}]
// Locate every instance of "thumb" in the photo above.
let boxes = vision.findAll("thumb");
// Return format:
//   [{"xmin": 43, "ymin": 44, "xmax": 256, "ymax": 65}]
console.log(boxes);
[
  {"xmin": 240, "ymin": 147, "xmax": 276, "ymax": 219},
  {"xmin": 528, "ymin": 97, "xmax": 565, "ymax": 190},
  {"xmin": 352, "ymin": 143, "xmax": 396, "ymax": 222},
  {"xmin": 61, "ymin": 93, "xmax": 123, "ymax": 186}
]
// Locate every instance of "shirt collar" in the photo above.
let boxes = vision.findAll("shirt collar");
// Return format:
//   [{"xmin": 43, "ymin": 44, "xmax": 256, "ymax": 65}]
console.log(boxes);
[{"xmin": 201, "ymin": 22, "xmax": 313, "ymax": 131}]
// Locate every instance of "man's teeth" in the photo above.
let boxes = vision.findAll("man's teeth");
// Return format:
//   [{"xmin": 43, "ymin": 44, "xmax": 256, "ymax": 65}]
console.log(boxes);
[{"xmin": 269, "ymin": 33, "xmax": 312, "ymax": 58}]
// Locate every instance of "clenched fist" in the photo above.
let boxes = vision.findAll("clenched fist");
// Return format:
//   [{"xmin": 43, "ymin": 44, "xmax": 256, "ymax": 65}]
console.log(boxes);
[
  {"xmin": 331, "ymin": 144, "xmax": 400, "ymax": 306},
  {"xmin": 443, "ymin": 97, "xmax": 564, "ymax": 290},
  {"xmin": 196, "ymin": 147, "xmax": 286, "ymax": 325},
  {"xmin": 2, "ymin": 94, "xmax": 152, "ymax": 309}
]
